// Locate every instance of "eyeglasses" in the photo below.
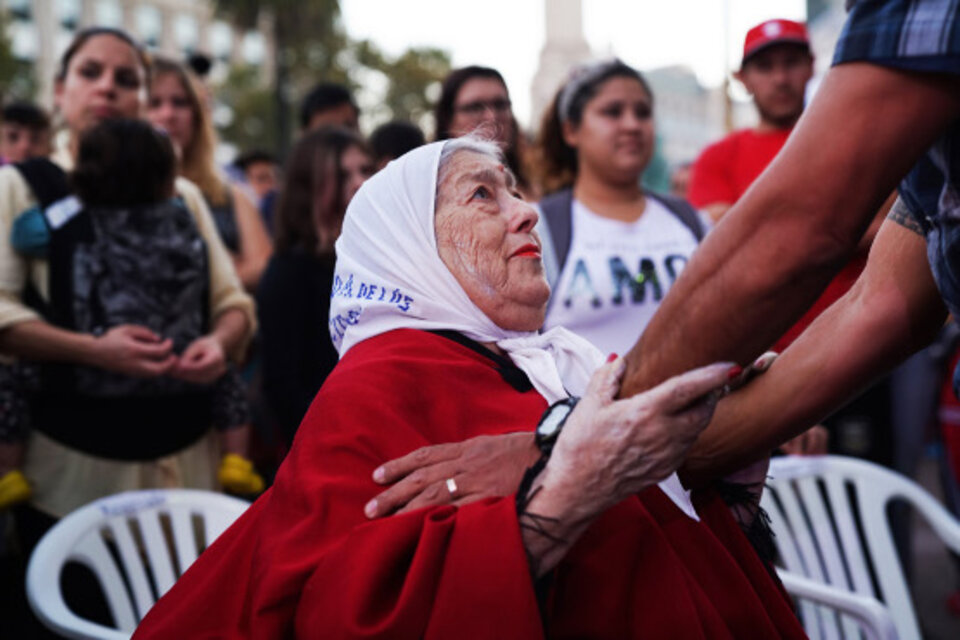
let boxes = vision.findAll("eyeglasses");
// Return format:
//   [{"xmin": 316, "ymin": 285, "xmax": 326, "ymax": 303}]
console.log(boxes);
[{"xmin": 454, "ymin": 98, "xmax": 512, "ymax": 117}]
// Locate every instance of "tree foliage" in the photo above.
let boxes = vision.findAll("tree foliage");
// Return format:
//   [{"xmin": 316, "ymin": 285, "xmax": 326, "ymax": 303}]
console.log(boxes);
[
  {"xmin": 381, "ymin": 47, "xmax": 449, "ymax": 131},
  {"xmin": 214, "ymin": 0, "xmax": 449, "ymax": 153},
  {"xmin": 217, "ymin": 64, "xmax": 277, "ymax": 153},
  {"xmin": 0, "ymin": 10, "xmax": 37, "ymax": 102}
]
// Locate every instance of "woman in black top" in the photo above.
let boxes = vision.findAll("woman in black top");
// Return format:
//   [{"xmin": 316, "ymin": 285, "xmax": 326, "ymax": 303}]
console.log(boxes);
[{"xmin": 257, "ymin": 127, "xmax": 373, "ymax": 445}]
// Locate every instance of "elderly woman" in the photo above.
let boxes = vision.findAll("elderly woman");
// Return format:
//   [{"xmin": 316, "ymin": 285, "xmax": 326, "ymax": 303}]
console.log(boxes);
[{"xmin": 134, "ymin": 138, "xmax": 804, "ymax": 639}]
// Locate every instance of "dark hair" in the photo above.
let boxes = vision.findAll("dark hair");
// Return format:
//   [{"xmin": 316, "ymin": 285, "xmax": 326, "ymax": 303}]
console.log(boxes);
[
  {"xmin": 274, "ymin": 126, "xmax": 369, "ymax": 255},
  {"xmin": 187, "ymin": 52, "xmax": 213, "ymax": 78},
  {"xmin": 1, "ymin": 101, "xmax": 50, "ymax": 130},
  {"xmin": 71, "ymin": 118, "xmax": 176, "ymax": 207},
  {"xmin": 299, "ymin": 83, "xmax": 358, "ymax": 129},
  {"xmin": 56, "ymin": 27, "xmax": 151, "ymax": 84},
  {"xmin": 369, "ymin": 120, "xmax": 425, "ymax": 164},
  {"xmin": 234, "ymin": 149, "xmax": 277, "ymax": 171},
  {"xmin": 534, "ymin": 61, "xmax": 652, "ymax": 193},
  {"xmin": 433, "ymin": 65, "xmax": 529, "ymax": 191},
  {"xmin": 434, "ymin": 66, "xmax": 508, "ymax": 141}
]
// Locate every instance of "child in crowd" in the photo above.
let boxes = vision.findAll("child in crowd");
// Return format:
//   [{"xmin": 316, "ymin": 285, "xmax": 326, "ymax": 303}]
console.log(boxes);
[
  {"xmin": 0, "ymin": 101, "xmax": 52, "ymax": 165},
  {"xmin": 0, "ymin": 118, "xmax": 263, "ymax": 509}
]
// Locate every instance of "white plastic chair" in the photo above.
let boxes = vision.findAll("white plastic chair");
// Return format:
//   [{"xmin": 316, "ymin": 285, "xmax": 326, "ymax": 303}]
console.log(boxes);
[
  {"xmin": 26, "ymin": 489, "xmax": 249, "ymax": 640},
  {"xmin": 776, "ymin": 569, "xmax": 898, "ymax": 640},
  {"xmin": 762, "ymin": 455, "xmax": 960, "ymax": 640}
]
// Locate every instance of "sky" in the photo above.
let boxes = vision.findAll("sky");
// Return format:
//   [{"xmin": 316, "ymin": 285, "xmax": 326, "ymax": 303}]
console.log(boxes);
[{"xmin": 340, "ymin": 0, "xmax": 808, "ymax": 128}]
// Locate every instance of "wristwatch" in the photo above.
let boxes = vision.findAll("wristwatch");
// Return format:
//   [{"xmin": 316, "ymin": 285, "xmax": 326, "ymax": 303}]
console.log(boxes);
[{"xmin": 535, "ymin": 396, "xmax": 579, "ymax": 457}]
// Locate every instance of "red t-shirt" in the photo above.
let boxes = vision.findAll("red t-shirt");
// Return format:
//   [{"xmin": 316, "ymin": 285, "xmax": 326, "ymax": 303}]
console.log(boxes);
[
  {"xmin": 688, "ymin": 129, "xmax": 791, "ymax": 209},
  {"xmin": 690, "ymin": 128, "xmax": 867, "ymax": 352}
]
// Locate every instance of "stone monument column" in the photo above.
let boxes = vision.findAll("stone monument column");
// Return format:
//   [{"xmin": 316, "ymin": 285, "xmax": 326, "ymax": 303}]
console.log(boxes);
[
  {"xmin": 34, "ymin": 0, "xmax": 56, "ymax": 106},
  {"xmin": 530, "ymin": 0, "xmax": 592, "ymax": 131}
]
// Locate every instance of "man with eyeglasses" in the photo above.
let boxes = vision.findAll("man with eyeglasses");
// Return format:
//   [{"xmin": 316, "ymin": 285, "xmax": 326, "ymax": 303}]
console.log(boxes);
[
  {"xmin": 441, "ymin": 67, "xmax": 515, "ymax": 148},
  {"xmin": 435, "ymin": 66, "xmax": 533, "ymax": 198}
]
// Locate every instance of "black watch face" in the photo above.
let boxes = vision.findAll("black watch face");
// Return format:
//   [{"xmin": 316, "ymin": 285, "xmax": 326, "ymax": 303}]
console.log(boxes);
[{"xmin": 539, "ymin": 403, "xmax": 573, "ymax": 440}]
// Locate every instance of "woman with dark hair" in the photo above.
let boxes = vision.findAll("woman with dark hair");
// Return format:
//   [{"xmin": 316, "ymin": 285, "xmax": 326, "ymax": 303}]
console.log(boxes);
[
  {"xmin": 534, "ymin": 59, "xmax": 708, "ymax": 355},
  {"xmin": 434, "ymin": 65, "xmax": 536, "ymax": 199},
  {"xmin": 257, "ymin": 126, "xmax": 373, "ymax": 445},
  {"xmin": 148, "ymin": 56, "xmax": 272, "ymax": 291},
  {"xmin": 0, "ymin": 26, "xmax": 254, "ymax": 530}
]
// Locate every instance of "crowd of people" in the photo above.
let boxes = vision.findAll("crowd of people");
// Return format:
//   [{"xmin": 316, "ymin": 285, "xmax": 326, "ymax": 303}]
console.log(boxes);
[{"xmin": 0, "ymin": 1, "xmax": 957, "ymax": 636}]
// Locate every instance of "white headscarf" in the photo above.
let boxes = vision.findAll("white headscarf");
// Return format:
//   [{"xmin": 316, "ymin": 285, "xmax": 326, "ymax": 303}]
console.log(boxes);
[
  {"xmin": 330, "ymin": 140, "xmax": 603, "ymax": 404},
  {"xmin": 329, "ymin": 140, "xmax": 698, "ymax": 521}
]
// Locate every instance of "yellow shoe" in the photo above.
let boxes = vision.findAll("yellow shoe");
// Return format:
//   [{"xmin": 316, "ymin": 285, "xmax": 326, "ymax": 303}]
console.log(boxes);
[
  {"xmin": 218, "ymin": 454, "xmax": 265, "ymax": 495},
  {"xmin": 0, "ymin": 470, "xmax": 32, "ymax": 509}
]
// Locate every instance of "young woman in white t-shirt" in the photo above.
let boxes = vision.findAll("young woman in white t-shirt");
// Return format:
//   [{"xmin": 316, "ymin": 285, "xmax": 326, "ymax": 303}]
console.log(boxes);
[{"xmin": 534, "ymin": 59, "xmax": 708, "ymax": 355}]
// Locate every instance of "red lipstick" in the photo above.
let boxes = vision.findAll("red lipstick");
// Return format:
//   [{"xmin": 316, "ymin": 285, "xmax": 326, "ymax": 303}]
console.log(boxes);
[{"xmin": 512, "ymin": 243, "xmax": 541, "ymax": 259}]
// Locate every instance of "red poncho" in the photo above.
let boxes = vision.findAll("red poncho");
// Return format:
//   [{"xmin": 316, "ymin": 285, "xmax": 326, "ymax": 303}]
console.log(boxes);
[{"xmin": 134, "ymin": 329, "xmax": 806, "ymax": 639}]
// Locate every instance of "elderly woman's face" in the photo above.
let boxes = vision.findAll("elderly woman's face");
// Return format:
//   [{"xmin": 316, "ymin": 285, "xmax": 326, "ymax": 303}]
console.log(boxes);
[{"xmin": 435, "ymin": 151, "xmax": 548, "ymax": 331}]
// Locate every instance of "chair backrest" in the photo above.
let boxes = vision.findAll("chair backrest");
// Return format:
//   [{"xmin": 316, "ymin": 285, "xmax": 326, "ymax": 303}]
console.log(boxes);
[
  {"xmin": 762, "ymin": 455, "xmax": 960, "ymax": 640},
  {"xmin": 26, "ymin": 489, "xmax": 249, "ymax": 640}
]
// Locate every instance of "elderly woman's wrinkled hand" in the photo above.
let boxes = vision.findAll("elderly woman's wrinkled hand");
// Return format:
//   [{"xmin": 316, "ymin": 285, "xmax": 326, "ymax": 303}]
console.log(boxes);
[
  {"xmin": 542, "ymin": 358, "xmax": 735, "ymax": 516},
  {"xmin": 726, "ymin": 351, "xmax": 778, "ymax": 394},
  {"xmin": 515, "ymin": 357, "xmax": 735, "ymax": 577}
]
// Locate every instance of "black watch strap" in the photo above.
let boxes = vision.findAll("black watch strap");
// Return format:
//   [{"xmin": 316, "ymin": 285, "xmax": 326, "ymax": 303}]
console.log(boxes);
[{"xmin": 535, "ymin": 396, "xmax": 579, "ymax": 457}]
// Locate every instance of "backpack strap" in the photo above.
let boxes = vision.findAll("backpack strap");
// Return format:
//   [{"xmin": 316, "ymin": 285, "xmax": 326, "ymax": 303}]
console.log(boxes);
[
  {"xmin": 647, "ymin": 191, "xmax": 706, "ymax": 242},
  {"xmin": 14, "ymin": 158, "xmax": 71, "ymax": 208},
  {"xmin": 12, "ymin": 159, "xmax": 76, "ymax": 321},
  {"xmin": 538, "ymin": 187, "xmax": 704, "ymax": 284},
  {"xmin": 538, "ymin": 187, "xmax": 574, "ymax": 289}
]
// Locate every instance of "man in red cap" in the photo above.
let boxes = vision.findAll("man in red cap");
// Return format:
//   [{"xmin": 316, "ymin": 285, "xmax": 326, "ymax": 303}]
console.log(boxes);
[
  {"xmin": 689, "ymin": 18, "xmax": 880, "ymax": 355},
  {"xmin": 689, "ymin": 19, "xmax": 813, "ymax": 223},
  {"xmin": 687, "ymin": 19, "xmax": 891, "ymax": 461}
]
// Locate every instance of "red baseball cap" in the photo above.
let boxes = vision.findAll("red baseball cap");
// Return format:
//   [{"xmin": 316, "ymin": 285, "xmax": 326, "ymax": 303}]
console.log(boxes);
[{"xmin": 742, "ymin": 19, "xmax": 810, "ymax": 67}]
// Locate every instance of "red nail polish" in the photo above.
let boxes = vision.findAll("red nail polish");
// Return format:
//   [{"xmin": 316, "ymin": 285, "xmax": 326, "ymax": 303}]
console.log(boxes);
[
  {"xmin": 727, "ymin": 365, "xmax": 743, "ymax": 380},
  {"xmin": 607, "ymin": 353, "xmax": 618, "ymax": 363}
]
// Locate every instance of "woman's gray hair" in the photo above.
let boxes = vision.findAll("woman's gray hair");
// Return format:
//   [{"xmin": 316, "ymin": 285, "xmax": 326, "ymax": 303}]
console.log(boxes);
[{"xmin": 436, "ymin": 134, "xmax": 504, "ymax": 200}]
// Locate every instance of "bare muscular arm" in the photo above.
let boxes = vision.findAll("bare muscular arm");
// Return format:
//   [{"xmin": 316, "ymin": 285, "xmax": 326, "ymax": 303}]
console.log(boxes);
[
  {"xmin": 682, "ymin": 217, "xmax": 947, "ymax": 484},
  {"xmin": 620, "ymin": 63, "xmax": 960, "ymax": 397}
]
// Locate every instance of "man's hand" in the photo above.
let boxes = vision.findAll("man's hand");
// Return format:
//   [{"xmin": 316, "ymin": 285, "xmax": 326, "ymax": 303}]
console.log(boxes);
[
  {"xmin": 170, "ymin": 335, "xmax": 227, "ymax": 385},
  {"xmin": 90, "ymin": 325, "xmax": 176, "ymax": 377},
  {"xmin": 364, "ymin": 432, "xmax": 540, "ymax": 518}
]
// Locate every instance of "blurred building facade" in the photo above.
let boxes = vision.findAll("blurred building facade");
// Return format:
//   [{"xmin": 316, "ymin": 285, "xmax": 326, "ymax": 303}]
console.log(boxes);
[
  {"xmin": 806, "ymin": 0, "xmax": 846, "ymax": 96},
  {"xmin": 644, "ymin": 65, "xmax": 753, "ymax": 170},
  {"xmin": 530, "ymin": 0, "xmax": 759, "ymax": 178},
  {"xmin": 1, "ymin": 0, "xmax": 273, "ymax": 104}
]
